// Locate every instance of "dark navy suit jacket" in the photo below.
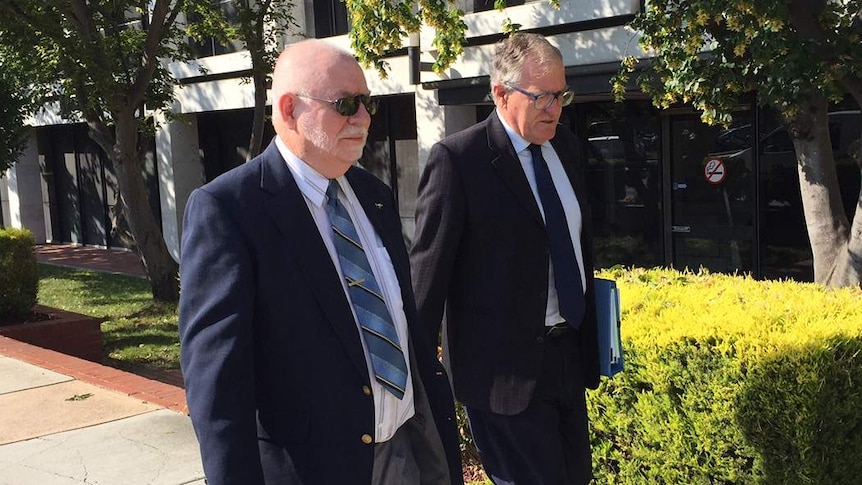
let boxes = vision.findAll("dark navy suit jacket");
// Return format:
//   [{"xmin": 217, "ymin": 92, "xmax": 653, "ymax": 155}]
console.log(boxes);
[
  {"xmin": 410, "ymin": 112, "xmax": 601, "ymax": 416},
  {"xmin": 179, "ymin": 140, "xmax": 462, "ymax": 485}
]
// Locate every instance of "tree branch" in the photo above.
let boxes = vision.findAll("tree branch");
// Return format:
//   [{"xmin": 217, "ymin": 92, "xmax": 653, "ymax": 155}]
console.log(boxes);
[
  {"xmin": 129, "ymin": 0, "xmax": 183, "ymax": 110},
  {"xmin": 840, "ymin": 75, "xmax": 862, "ymax": 111}
]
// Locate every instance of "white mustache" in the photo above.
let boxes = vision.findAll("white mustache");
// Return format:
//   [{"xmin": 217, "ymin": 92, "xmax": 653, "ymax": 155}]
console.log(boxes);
[{"xmin": 342, "ymin": 128, "xmax": 368, "ymax": 138}]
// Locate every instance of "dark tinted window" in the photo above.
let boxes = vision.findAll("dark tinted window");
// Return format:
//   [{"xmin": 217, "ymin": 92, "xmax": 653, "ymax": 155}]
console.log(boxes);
[
  {"xmin": 568, "ymin": 101, "xmax": 663, "ymax": 269},
  {"xmin": 313, "ymin": 0, "xmax": 349, "ymax": 38}
]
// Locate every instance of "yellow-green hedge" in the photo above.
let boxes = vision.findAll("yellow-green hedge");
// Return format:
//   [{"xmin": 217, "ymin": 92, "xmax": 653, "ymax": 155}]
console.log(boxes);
[
  {"xmin": 0, "ymin": 228, "xmax": 38, "ymax": 322},
  {"xmin": 589, "ymin": 267, "xmax": 862, "ymax": 484}
]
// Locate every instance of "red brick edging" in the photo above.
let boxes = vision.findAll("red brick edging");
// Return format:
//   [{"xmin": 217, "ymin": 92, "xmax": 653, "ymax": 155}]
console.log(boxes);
[
  {"xmin": 0, "ymin": 305, "xmax": 103, "ymax": 362},
  {"xmin": 0, "ymin": 335, "xmax": 188, "ymax": 414}
]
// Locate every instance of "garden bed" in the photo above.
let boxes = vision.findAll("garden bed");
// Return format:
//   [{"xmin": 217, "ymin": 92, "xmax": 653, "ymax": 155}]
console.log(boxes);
[{"xmin": 0, "ymin": 305, "xmax": 103, "ymax": 362}]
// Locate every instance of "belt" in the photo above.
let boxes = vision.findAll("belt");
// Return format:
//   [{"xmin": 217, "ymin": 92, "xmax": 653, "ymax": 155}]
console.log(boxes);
[{"xmin": 545, "ymin": 322, "xmax": 571, "ymax": 338}]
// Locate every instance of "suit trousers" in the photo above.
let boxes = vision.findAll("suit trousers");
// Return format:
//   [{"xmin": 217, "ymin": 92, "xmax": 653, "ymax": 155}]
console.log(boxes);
[
  {"xmin": 465, "ymin": 330, "xmax": 592, "ymax": 485},
  {"xmin": 373, "ymin": 418, "xmax": 421, "ymax": 485}
]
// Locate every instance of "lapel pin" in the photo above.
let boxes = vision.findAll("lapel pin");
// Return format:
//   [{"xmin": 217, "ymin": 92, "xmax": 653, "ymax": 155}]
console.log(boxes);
[{"xmin": 375, "ymin": 203, "xmax": 383, "ymax": 209}]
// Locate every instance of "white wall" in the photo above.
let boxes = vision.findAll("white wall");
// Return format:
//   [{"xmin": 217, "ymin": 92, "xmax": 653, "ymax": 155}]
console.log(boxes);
[
  {"xmin": 5, "ymin": 134, "xmax": 47, "ymax": 243},
  {"xmin": 417, "ymin": 0, "xmax": 644, "ymax": 84},
  {"xmin": 415, "ymin": 88, "xmax": 477, "ymax": 172}
]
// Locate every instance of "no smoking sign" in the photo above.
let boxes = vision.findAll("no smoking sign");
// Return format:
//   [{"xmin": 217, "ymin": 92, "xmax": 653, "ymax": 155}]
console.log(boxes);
[{"xmin": 703, "ymin": 158, "xmax": 727, "ymax": 185}]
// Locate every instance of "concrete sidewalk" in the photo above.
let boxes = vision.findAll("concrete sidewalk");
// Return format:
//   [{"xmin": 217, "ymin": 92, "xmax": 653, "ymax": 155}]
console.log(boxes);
[{"xmin": 0, "ymin": 337, "xmax": 204, "ymax": 485}]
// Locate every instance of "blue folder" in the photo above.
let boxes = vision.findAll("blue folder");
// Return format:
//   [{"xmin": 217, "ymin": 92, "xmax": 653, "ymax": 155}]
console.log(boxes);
[{"xmin": 595, "ymin": 278, "xmax": 624, "ymax": 377}]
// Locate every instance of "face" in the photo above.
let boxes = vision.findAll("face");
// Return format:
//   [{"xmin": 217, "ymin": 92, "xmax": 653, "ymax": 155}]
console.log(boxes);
[
  {"xmin": 293, "ymin": 61, "xmax": 372, "ymax": 178},
  {"xmin": 496, "ymin": 56, "xmax": 566, "ymax": 144}
]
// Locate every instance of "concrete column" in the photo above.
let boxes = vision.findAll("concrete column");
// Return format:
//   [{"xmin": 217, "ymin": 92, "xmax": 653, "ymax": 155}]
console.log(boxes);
[
  {"xmin": 6, "ymin": 133, "xmax": 47, "ymax": 242},
  {"xmin": 156, "ymin": 112, "xmax": 204, "ymax": 261},
  {"xmin": 414, "ymin": 88, "xmax": 476, "ymax": 173},
  {"xmin": 0, "ymin": 171, "xmax": 9, "ymax": 228}
]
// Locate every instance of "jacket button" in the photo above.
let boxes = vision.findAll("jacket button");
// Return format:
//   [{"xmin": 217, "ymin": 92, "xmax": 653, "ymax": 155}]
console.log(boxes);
[
  {"xmin": 362, "ymin": 385, "xmax": 372, "ymax": 396},
  {"xmin": 536, "ymin": 336, "xmax": 544, "ymax": 344},
  {"xmin": 361, "ymin": 434, "xmax": 373, "ymax": 444}
]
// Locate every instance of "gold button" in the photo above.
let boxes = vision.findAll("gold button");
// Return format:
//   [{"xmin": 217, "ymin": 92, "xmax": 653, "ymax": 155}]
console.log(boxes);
[
  {"xmin": 361, "ymin": 434, "xmax": 373, "ymax": 444},
  {"xmin": 362, "ymin": 386, "xmax": 372, "ymax": 396}
]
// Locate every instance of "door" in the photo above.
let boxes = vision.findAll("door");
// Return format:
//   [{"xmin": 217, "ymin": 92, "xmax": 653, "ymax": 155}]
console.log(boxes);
[{"xmin": 667, "ymin": 113, "xmax": 756, "ymax": 274}]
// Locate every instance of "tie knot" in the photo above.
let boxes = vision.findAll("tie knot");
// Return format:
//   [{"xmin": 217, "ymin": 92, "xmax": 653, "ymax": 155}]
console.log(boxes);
[
  {"xmin": 326, "ymin": 180, "xmax": 340, "ymax": 206},
  {"xmin": 528, "ymin": 143, "xmax": 544, "ymax": 159}
]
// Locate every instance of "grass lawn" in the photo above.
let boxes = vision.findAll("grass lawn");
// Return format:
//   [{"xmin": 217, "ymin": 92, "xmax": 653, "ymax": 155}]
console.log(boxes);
[{"xmin": 37, "ymin": 264, "xmax": 181, "ymax": 370}]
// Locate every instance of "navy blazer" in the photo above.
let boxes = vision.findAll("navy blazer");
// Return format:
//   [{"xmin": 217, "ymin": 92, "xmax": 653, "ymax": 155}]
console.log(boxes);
[
  {"xmin": 179, "ymin": 140, "xmax": 462, "ymax": 485},
  {"xmin": 410, "ymin": 112, "xmax": 601, "ymax": 416}
]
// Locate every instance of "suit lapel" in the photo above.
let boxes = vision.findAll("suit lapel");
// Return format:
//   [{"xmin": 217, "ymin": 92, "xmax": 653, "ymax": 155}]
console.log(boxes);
[
  {"xmin": 487, "ymin": 113, "xmax": 544, "ymax": 227},
  {"xmin": 260, "ymin": 144, "xmax": 369, "ymax": 380}
]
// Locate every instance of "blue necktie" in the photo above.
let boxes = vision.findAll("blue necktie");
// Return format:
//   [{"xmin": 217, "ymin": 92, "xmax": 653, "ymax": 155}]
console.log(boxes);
[
  {"xmin": 325, "ymin": 180, "xmax": 408, "ymax": 399},
  {"xmin": 529, "ymin": 144, "xmax": 586, "ymax": 328}
]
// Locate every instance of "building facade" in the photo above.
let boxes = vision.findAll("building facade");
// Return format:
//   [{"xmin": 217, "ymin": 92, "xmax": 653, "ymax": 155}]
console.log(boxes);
[{"xmin": 2, "ymin": 0, "xmax": 859, "ymax": 282}]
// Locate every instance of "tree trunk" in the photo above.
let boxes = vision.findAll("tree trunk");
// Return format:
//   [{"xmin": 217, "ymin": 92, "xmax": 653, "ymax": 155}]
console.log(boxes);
[
  {"xmin": 246, "ymin": 47, "xmax": 267, "ymax": 161},
  {"xmin": 106, "ymin": 111, "xmax": 180, "ymax": 302},
  {"xmin": 782, "ymin": 95, "xmax": 861, "ymax": 287},
  {"xmin": 247, "ymin": 71, "xmax": 267, "ymax": 161}
]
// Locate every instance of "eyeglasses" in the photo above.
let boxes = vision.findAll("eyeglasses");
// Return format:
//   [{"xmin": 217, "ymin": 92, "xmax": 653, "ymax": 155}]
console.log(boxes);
[
  {"xmin": 295, "ymin": 93, "xmax": 379, "ymax": 116},
  {"xmin": 504, "ymin": 82, "xmax": 574, "ymax": 110}
]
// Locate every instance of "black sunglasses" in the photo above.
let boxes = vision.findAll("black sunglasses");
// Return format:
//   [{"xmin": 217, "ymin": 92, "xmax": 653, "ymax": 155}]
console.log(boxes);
[{"xmin": 295, "ymin": 93, "xmax": 379, "ymax": 116}]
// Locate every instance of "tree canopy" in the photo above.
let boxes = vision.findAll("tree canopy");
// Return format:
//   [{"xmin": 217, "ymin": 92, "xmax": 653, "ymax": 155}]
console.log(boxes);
[
  {"xmin": 0, "ymin": 0, "xmax": 217, "ymax": 301},
  {"xmin": 0, "ymin": 59, "xmax": 31, "ymax": 174},
  {"xmin": 614, "ymin": 0, "xmax": 862, "ymax": 125},
  {"xmin": 346, "ymin": 0, "xmax": 467, "ymax": 75}
]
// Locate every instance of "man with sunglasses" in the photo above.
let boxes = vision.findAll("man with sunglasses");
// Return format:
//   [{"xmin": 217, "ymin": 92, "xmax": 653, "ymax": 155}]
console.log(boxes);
[
  {"xmin": 411, "ymin": 33, "xmax": 601, "ymax": 484},
  {"xmin": 179, "ymin": 39, "xmax": 462, "ymax": 485}
]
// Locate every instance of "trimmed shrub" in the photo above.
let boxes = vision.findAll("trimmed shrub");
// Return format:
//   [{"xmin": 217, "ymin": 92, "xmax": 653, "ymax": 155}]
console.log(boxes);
[
  {"xmin": 588, "ymin": 267, "xmax": 862, "ymax": 484},
  {"xmin": 0, "ymin": 228, "xmax": 38, "ymax": 322}
]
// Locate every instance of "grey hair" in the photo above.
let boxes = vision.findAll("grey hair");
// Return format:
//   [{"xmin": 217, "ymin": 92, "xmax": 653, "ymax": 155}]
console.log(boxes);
[{"xmin": 490, "ymin": 33, "xmax": 563, "ymax": 89}]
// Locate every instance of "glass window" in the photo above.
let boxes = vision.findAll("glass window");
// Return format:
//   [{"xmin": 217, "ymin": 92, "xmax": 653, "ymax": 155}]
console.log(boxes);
[
  {"xmin": 313, "ymin": 0, "xmax": 349, "ymax": 38},
  {"xmin": 358, "ymin": 95, "xmax": 419, "ymax": 243},
  {"xmin": 471, "ymin": 0, "xmax": 525, "ymax": 13},
  {"xmin": 758, "ymin": 105, "xmax": 860, "ymax": 281},
  {"xmin": 569, "ymin": 101, "xmax": 663, "ymax": 269}
]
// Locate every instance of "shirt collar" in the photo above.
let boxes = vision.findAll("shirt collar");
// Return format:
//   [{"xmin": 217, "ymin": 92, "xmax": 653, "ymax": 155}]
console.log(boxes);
[
  {"xmin": 496, "ymin": 110, "xmax": 548, "ymax": 154},
  {"xmin": 275, "ymin": 136, "xmax": 337, "ymax": 208}
]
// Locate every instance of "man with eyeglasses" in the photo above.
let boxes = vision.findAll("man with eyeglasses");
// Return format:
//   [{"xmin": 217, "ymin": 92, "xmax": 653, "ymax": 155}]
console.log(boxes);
[
  {"xmin": 179, "ymin": 39, "xmax": 462, "ymax": 485},
  {"xmin": 411, "ymin": 33, "xmax": 601, "ymax": 485}
]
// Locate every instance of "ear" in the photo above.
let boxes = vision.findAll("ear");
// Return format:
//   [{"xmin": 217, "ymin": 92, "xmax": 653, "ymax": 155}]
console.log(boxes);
[
  {"xmin": 491, "ymin": 83, "xmax": 508, "ymax": 108},
  {"xmin": 278, "ymin": 93, "xmax": 297, "ymax": 129}
]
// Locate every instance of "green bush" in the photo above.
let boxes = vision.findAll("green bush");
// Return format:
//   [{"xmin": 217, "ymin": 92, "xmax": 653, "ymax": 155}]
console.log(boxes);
[
  {"xmin": 0, "ymin": 228, "xmax": 38, "ymax": 322},
  {"xmin": 588, "ymin": 267, "xmax": 862, "ymax": 484}
]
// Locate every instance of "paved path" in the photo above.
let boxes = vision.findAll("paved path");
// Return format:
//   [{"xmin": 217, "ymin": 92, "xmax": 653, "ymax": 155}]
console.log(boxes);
[
  {"xmin": 0, "ymin": 336, "xmax": 203, "ymax": 485},
  {"xmin": 6, "ymin": 244, "xmax": 200, "ymax": 484}
]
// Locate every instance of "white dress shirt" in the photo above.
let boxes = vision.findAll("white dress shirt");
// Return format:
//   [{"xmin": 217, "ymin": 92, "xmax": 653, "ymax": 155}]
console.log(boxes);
[
  {"xmin": 497, "ymin": 114, "xmax": 587, "ymax": 327},
  {"xmin": 275, "ymin": 137, "xmax": 415, "ymax": 442}
]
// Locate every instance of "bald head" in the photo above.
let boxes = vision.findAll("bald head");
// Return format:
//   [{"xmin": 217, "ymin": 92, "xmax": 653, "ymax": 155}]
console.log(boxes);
[
  {"xmin": 270, "ymin": 39, "xmax": 372, "ymax": 179},
  {"xmin": 271, "ymin": 40, "xmax": 358, "ymax": 103}
]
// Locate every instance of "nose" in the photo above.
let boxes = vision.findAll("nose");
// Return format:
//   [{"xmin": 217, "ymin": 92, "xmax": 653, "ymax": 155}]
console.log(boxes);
[
  {"xmin": 544, "ymin": 97, "xmax": 563, "ymax": 114},
  {"xmin": 349, "ymin": 102, "xmax": 373, "ymax": 126}
]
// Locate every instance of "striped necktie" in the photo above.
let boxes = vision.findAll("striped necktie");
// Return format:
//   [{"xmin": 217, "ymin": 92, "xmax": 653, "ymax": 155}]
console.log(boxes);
[
  {"xmin": 325, "ymin": 180, "xmax": 408, "ymax": 399},
  {"xmin": 529, "ymin": 144, "xmax": 586, "ymax": 328}
]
